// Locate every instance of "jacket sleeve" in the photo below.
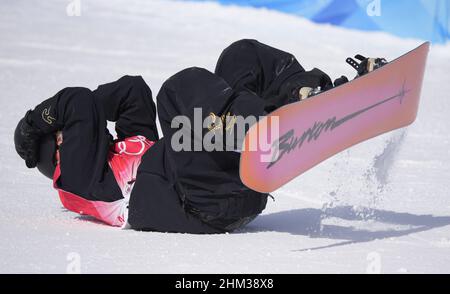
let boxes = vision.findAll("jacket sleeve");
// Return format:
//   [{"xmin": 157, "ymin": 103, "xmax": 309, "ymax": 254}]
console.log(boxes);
[
  {"xmin": 29, "ymin": 87, "xmax": 121, "ymax": 201},
  {"xmin": 93, "ymin": 75, "xmax": 159, "ymax": 141}
]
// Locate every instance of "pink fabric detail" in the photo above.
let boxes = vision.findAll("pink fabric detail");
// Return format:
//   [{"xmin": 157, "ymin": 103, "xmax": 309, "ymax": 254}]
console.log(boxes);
[
  {"xmin": 53, "ymin": 136, "xmax": 155, "ymax": 227},
  {"xmin": 108, "ymin": 136, "xmax": 155, "ymax": 196}
]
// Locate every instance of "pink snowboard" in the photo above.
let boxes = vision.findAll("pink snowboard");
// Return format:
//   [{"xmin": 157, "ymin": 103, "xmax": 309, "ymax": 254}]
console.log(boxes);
[{"xmin": 240, "ymin": 42, "xmax": 430, "ymax": 193}]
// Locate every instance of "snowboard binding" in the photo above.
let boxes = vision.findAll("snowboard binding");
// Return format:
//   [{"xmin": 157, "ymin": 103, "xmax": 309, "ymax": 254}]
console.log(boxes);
[
  {"xmin": 297, "ymin": 55, "xmax": 388, "ymax": 101},
  {"xmin": 346, "ymin": 55, "xmax": 388, "ymax": 77}
]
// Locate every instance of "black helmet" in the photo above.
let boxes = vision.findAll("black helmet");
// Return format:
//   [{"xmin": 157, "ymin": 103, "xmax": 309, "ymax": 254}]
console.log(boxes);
[{"xmin": 14, "ymin": 118, "xmax": 57, "ymax": 180}]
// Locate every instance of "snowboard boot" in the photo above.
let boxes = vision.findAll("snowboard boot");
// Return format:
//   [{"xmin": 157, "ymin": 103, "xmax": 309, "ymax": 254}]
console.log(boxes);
[
  {"xmin": 297, "ymin": 75, "xmax": 350, "ymax": 101},
  {"xmin": 298, "ymin": 86, "xmax": 322, "ymax": 100}
]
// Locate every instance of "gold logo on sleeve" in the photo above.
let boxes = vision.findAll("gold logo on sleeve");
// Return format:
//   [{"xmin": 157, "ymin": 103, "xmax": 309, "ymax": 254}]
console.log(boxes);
[{"xmin": 42, "ymin": 106, "xmax": 56, "ymax": 125}]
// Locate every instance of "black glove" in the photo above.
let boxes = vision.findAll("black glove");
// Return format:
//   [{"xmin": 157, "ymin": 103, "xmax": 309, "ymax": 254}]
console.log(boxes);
[{"xmin": 15, "ymin": 111, "xmax": 43, "ymax": 168}]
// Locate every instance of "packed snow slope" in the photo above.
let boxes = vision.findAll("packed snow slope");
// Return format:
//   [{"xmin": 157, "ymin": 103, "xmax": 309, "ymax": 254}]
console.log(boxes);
[{"xmin": 1, "ymin": 0, "xmax": 449, "ymax": 274}]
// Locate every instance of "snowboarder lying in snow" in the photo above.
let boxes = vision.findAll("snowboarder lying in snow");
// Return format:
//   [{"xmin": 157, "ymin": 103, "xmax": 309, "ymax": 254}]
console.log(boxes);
[{"xmin": 14, "ymin": 39, "xmax": 384, "ymax": 234}]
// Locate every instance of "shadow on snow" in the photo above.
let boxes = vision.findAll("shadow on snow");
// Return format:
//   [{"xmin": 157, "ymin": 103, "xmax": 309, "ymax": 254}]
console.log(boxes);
[{"xmin": 244, "ymin": 206, "xmax": 450, "ymax": 251}]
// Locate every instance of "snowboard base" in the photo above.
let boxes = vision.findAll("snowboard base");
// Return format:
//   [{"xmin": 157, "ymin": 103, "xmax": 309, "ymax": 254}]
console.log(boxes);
[{"xmin": 240, "ymin": 42, "xmax": 430, "ymax": 193}]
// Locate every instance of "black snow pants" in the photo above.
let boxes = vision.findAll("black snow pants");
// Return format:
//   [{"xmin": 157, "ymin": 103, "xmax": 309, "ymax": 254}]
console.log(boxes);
[{"xmin": 128, "ymin": 39, "xmax": 333, "ymax": 233}]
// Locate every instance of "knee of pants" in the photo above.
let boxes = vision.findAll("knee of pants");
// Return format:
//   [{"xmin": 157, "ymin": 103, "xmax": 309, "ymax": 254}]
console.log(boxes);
[
  {"xmin": 119, "ymin": 75, "xmax": 147, "ymax": 89},
  {"xmin": 156, "ymin": 67, "xmax": 228, "ymax": 116},
  {"xmin": 219, "ymin": 39, "xmax": 259, "ymax": 61},
  {"xmin": 227, "ymin": 39, "xmax": 258, "ymax": 51},
  {"xmin": 119, "ymin": 74, "xmax": 155, "ymax": 106},
  {"xmin": 156, "ymin": 68, "xmax": 204, "ymax": 121},
  {"xmin": 215, "ymin": 39, "xmax": 263, "ymax": 79},
  {"xmin": 118, "ymin": 75, "xmax": 153, "ymax": 100}
]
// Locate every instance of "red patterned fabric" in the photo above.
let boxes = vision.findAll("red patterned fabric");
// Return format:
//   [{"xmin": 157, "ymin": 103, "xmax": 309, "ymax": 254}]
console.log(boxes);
[{"xmin": 53, "ymin": 136, "xmax": 155, "ymax": 227}]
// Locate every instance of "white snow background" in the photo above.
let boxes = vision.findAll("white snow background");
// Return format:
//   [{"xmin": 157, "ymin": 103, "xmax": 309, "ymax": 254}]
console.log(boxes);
[{"xmin": 1, "ymin": 0, "xmax": 450, "ymax": 274}]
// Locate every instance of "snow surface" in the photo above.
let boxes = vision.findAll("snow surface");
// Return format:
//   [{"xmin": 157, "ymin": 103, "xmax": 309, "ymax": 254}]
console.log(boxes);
[{"xmin": 1, "ymin": 0, "xmax": 450, "ymax": 274}]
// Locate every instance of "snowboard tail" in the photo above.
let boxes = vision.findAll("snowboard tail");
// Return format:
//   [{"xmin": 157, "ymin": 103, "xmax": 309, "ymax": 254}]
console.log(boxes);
[{"xmin": 240, "ymin": 42, "xmax": 430, "ymax": 193}]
